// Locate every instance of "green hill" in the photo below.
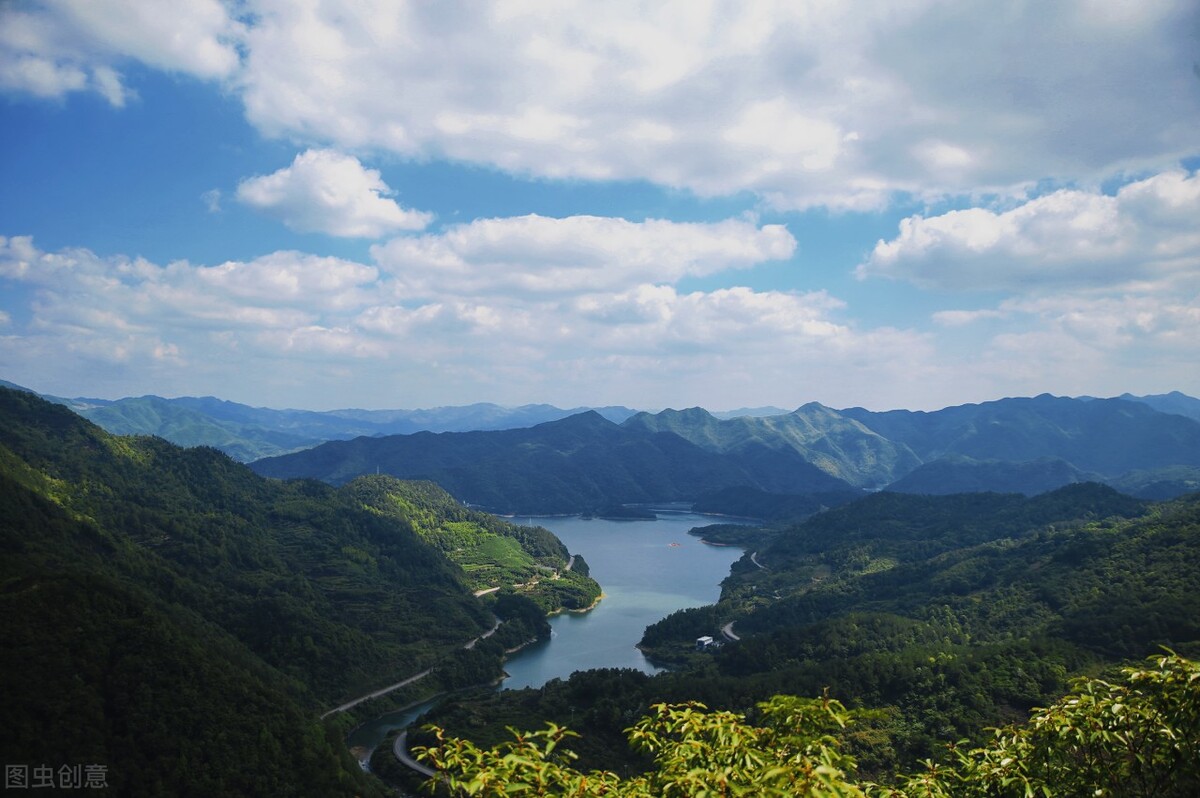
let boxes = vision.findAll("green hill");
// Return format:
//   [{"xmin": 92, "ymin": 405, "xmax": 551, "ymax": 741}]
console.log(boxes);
[
  {"xmin": 251, "ymin": 410, "xmax": 853, "ymax": 514},
  {"xmin": 843, "ymin": 394, "xmax": 1200, "ymax": 475},
  {"xmin": 885, "ymin": 454, "xmax": 1100, "ymax": 495},
  {"xmin": 73, "ymin": 394, "xmax": 324, "ymax": 460},
  {"xmin": 415, "ymin": 485, "xmax": 1200, "ymax": 779},
  {"xmin": 0, "ymin": 386, "xmax": 597, "ymax": 795},
  {"xmin": 623, "ymin": 403, "xmax": 921, "ymax": 488}
]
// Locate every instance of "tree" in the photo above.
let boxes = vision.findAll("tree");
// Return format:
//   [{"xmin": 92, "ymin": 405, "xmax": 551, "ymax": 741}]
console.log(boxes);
[{"xmin": 415, "ymin": 653, "xmax": 1200, "ymax": 797}]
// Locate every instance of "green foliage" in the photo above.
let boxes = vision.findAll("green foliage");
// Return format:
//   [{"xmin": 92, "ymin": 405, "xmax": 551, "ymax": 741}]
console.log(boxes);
[
  {"xmin": 419, "ymin": 694, "xmax": 866, "ymax": 797},
  {"xmin": 346, "ymin": 475, "xmax": 600, "ymax": 610},
  {"xmin": 0, "ymin": 387, "xmax": 591, "ymax": 796},
  {"xmin": 252, "ymin": 410, "xmax": 852, "ymax": 514},
  {"xmin": 449, "ymin": 486, "xmax": 1200, "ymax": 773},
  {"xmin": 884, "ymin": 653, "xmax": 1200, "ymax": 797},
  {"xmin": 415, "ymin": 654, "xmax": 1200, "ymax": 797}
]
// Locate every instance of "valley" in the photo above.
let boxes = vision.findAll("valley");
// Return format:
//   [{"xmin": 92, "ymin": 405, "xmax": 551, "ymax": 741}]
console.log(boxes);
[{"xmin": 2, "ymin": 382, "xmax": 1199, "ymax": 796}]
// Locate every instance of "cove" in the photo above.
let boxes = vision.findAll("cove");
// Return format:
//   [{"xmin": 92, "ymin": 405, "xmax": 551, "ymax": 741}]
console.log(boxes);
[
  {"xmin": 347, "ymin": 509, "xmax": 751, "ymax": 756},
  {"xmin": 500, "ymin": 510, "xmax": 749, "ymax": 688}
]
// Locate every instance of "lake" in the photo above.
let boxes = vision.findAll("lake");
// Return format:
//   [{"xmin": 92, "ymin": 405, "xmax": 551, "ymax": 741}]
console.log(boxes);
[
  {"xmin": 500, "ymin": 510, "xmax": 748, "ymax": 687},
  {"xmin": 346, "ymin": 510, "xmax": 750, "ymax": 756}
]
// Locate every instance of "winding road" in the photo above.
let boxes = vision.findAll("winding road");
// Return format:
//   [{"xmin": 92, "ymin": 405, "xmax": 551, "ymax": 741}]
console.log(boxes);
[
  {"xmin": 320, "ymin": 669, "xmax": 434, "ymax": 719},
  {"xmin": 321, "ymin": 615, "xmax": 502, "ymax": 718},
  {"xmin": 393, "ymin": 731, "xmax": 437, "ymax": 779}
]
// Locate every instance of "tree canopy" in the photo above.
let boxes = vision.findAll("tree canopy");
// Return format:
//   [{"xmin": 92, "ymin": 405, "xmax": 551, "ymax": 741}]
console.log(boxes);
[{"xmin": 417, "ymin": 653, "xmax": 1200, "ymax": 797}]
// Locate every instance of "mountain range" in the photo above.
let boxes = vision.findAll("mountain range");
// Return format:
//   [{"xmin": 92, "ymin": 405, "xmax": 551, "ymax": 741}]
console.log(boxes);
[
  {"xmin": 0, "ymin": 381, "xmax": 638, "ymax": 462},
  {"xmin": 6, "ymin": 379, "xmax": 1200, "ymax": 514},
  {"xmin": 251, "ymin": 410, "xmax": 854, "ymax": 514},
  {"xmin": 252, "ymin": 393, "xmax": 1200, "ymax": 514}
]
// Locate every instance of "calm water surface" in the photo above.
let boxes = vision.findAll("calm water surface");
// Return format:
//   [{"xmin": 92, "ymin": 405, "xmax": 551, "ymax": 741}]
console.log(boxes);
[
  {"xmin": 347, "ymin": 510, "xmax": 750, "ymax": 756},
  {"xmin": 500, "ymin": 511, "xmax": 748, "ymax": 688}
]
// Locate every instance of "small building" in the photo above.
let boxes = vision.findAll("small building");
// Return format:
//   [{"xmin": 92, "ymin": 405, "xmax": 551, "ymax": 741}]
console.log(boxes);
[{"xmin": 696, "ymin": 635, "xmax": 715, "ymax": 650}]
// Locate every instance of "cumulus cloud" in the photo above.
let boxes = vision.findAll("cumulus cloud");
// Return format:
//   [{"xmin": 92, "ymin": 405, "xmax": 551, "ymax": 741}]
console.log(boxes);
[
  {"xmin": 858, "ymin": 170, "xmax": 1200, "ymax": 292},
  {"xmin": 372, "ymin": 215, "xmax": 795, "ymax": 297},
  {"xmin": 5, "ymin": 2, "xmax": 1195, "ymax": 208},
  {"xmin": 930, "ymin": 291, "xmax": 1200, "ymax": 400},
  {"xmin": 236, "ymin": 150, "xmax": 433, "ymax": 238},
  {"xmin": 0, "ymin": 0, "xmax": 241, "ymax": 106},
  {"xmin": 863, "ymin": 172, "xmax": 1200, "ymax": 401},
  {"xmin": 0, "ymin": 230, "xmax": 938, "ymax": 409},
  {"xmin": 235, "ymin": 0, "xmax": 1199, "ymax": 209}
]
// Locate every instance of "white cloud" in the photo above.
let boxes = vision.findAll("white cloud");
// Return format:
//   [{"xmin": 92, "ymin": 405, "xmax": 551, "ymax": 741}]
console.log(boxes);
[
  {"xmin": 5, "ymin": 2, "xmax": 1196, "ymax": 208},
  {"xmin": 236, "ymin": 149, "xmax": 433, "ymax": 238},
  {"xmin": 861, "ymin": 171, "xmax": 1200, "ymax": 402},
  {"xmin": 234, "ymin": 0, "xmax": 1199, "ymax": 209},
  {"xmin": 1, "ymin": 231, "xmax": 942, "ymax": 410},
  {"xmin": 857, "ymin": 170, "xmax": 1200, "ymax": 292},
  {"xmin": 372, "ymin": 215, "xmax": 796, "ymax": 297},
  {"xmin": 930, "ymin": 291, "xmax": 1200, "ymax": 400},
  {"xmin": 0, "ymin": 0, "xmax": 241, "ymax": 106}
]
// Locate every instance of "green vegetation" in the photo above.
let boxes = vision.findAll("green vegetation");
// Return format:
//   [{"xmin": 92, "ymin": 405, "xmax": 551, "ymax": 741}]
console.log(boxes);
[
  {"xmin": 0, "ymin": 386, "xmax": 596, "ymax": 796},
  {"xmin": 346, "ymin": 476, "xmax": 598, "ymax": 611},
  {"xmin": 416, "ymin": 652, "xmax": 1200, "ymax": 796},
  {"xmin": 251, "ymin": 410, "xmax": 853, "ymax": 514},
  {"xmin": 408, "ymin": 484, "xmax": 1200, "ymax": 784},
  {"xmin": 692, "ymin": 485, "xmax": 862, "ymax": 522},
  {"xmin": 70, "ymin": 393, "xmax": 324, "ymax": 461},
  {"xmin": 252, "ymin": 395, "xmax": 1200, "ymax": 516}
]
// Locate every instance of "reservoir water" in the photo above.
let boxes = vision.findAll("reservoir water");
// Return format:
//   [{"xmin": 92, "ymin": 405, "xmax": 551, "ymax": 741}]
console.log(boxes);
[
  {"xmin": 500, "ymin": 511, "xmax": 747, "ymax": 688},
  {"xmin": 347, "ymin": 510, "xmax": 750, "ymax": 756}
]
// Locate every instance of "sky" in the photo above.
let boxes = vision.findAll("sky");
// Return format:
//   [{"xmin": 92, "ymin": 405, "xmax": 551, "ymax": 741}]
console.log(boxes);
[{"xmin": 1, "ymin": 1, "xmax": 1198, "ymax": 413}]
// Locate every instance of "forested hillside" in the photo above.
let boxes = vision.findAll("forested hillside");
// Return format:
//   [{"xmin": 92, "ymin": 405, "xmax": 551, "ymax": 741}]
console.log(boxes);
[
  {"xmin": 0, "ymin": 387, "xmax": 597, "ymax": 795},
  {"xmin": 413, "ymin": 485, "xmax": 1200, "ymax": 783},
  {"xmin": 251, "ymin": 394, "xmax": 1200, "ymax": 515},
  {"xmin": 251, "ymin": 410, "xmax": 852, "ymax": 513}
]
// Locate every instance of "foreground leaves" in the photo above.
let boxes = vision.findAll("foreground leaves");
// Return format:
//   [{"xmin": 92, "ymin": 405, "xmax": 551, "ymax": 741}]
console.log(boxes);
[{"xmin": 417, "ymin": 653, "xmax": 1200, "ymax": 797}]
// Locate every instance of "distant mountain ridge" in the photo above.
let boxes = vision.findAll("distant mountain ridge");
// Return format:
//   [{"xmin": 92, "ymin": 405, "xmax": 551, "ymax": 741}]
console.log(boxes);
[
  {"xmin": 0, "ymin": 380, "xmax": 639, "ymax": 462},
  {"xmin": 252, "ymin": 392, "xmax": 1200, "ymax": 514},
  {"xmin": 623, "ymin": 403, "xmax": 922, "ymax": 488},
  {"xmin": 250, "ymin": 410, "xmax": 854, "ymax": 514},
  {"xmin": 6, "ymin": 379, "xmax": 1199, "ymax": 512}
]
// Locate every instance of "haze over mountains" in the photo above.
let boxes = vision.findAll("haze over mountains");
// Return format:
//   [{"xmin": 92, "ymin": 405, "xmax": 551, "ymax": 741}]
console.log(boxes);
[{"xmin": 0, "ymin": 380, "xmax": 638, "ymax": 462}]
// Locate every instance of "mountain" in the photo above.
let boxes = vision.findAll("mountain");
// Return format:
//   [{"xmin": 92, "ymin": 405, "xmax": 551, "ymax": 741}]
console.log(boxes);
[
  {"xmin": 70, "ymin": 394, "xmax": 325, "ymax": 460},
  {"xmin": 251, "ymin": 410, "xmax": 854, "ymax": 514},
  {"xmin": 17, "ymin": 377, "xmax": 1200, "ymax": 510},
  {"xmin": 885, "ymin": 455, "xmax": 1100, "ymax": 496},
  {"xmin": 0, "ymin": 386, "xmax": 596, "ymax": 795},
  {"xmin": 623, "ymin": 403, "xmax": 921, "ymax": 488},
  {"xmin": 251, "ymin": 394, "xmax": 1200, "ymax": 514},
  {"xmin": 54, "ymin": 391, "xmax": 641, "ymax": 461},
  {"xmin": 1117, "ymin": 390, "xmax": 1200, "ymax": 423},
  {"xmin": 710, "ymin": 405, "xmax": 790, "ymax": 419},
  {"xmin": 840, "ymin": 394, "xmax": 1200, "ymax": 475}
]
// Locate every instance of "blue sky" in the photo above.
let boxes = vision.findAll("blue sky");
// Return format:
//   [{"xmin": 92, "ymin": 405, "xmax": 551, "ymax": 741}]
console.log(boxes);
[{"xmin": 1, "ymin": 1, "xmax": 1198, "ymax": 412}]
